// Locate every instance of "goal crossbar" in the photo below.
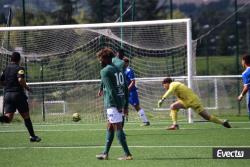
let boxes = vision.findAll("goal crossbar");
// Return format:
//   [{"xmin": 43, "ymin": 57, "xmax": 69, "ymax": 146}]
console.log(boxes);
[{"xmin": 0, "ymin": 19, "xmax": 191, "ymax": 32}]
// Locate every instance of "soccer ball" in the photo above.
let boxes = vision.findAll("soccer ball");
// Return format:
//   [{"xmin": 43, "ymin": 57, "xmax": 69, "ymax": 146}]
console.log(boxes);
[{"xmin": 72, "ymin": 113, "xmax": 81, "ymax": 122}]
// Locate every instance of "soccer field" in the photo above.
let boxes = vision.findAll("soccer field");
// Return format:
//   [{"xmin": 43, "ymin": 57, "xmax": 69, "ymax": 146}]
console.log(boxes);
[{"xmin": 0, "ymin": 118, "xmax": 250, "ymax": 167}]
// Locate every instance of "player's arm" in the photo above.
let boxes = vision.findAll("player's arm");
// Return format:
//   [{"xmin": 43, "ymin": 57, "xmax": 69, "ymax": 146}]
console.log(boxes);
[
  {"xmin": 128, "ymin": 79, "xmax": 135, "ymax": 91},
  {"xmin": 17, "ymin": 68, "xmax": 32, "ymax": 92},
  {"xmin": 238, "ymin": 75, "xmax": 249, "ymax": 101},
  {"xmin": 18, "ymin": 77, "xmax": 31, "ymax": 92},
  {"xmin": 161, "ymin": 85, "xmax": 175, "ymax": 100},
  {"xmin": 98, "ymin": 81, "xmax": 104, "ymax": 96},
  {"xmin": 126, "ymin": 68, "xmax": 135, "ymax": 91},
  {"xmin": 124, "ymin": 68, "xmax": 133, "ymax": 113},
  {"xmin": 158, "ymin": 84, "xmax": 175, "ymax": 108},
  {"xmin": 238, "ymin": 84, "xmax": 248, "ymax": 101}
]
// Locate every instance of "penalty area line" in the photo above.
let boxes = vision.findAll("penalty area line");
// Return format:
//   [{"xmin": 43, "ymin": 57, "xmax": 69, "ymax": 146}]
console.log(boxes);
[{"xmin": 0, "ymin": 145, "xmax": 250, "ymax": 150}]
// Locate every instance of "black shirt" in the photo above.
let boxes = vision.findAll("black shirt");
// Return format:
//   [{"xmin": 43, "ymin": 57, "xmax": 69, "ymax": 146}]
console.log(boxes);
[{"xmin": 0, "ymin": 63, "xmax": 25, "ymax": 92}]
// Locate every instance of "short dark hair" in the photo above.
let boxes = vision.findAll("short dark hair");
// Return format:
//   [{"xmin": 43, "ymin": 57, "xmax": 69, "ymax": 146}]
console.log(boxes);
[
  {"xmin": 117, "ymin": 48, "xmax": 125, "ymax": 59},
  {"xmin": 96, "ymin": 47, "xmax": 115, "ymax": 60},
  {"xmin": 11, "ymin": 52, "xmax": 21, "ymax": 63},
  {"xmin": 123, "ymin": 57, "xmax": 129, "ymax": 63},
  {"xmin": 162, "ymin": 77, "xmax": 173, "ymax": 85},
  {"xmin": 242, "ymin": 54, "xmax": 250, "ymax": 65}
]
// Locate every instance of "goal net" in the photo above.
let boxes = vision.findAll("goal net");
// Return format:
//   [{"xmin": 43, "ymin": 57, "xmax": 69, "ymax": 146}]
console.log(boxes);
[{"xmin": 0, "ymin": 19, "xmax": 197, "ymax": 123}]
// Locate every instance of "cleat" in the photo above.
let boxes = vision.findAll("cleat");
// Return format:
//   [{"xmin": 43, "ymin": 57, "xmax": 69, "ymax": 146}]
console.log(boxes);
[
  {"xmin": 166, "ymin": 124, "xmax": 179, "ymax": 130},
  {"xmin": 117, "ymin": 155, "xmax": 133, "ymax": 160},
  {"xmin": 140, "ymin": 122, "xmax": 150, "ymax": 126},
  {"xmin": 30, "ymin": 136, "xmax": 41, "ymax": 142},
  {"xmin": 96, "ymin": 153, "xmax": 108, "ymax": 160},
  {"xmin": 222, "ymin": 120, "xmax": 231, "ymax": 128}
]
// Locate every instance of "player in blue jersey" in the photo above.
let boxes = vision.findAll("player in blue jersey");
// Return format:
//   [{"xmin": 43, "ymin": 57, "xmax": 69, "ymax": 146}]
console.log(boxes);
[
  {"xmin": 238, "ymin": 54, "xmax": 250, "ymax": 120},
  {"xmin": 123, "ymin": 57, "xmax": 150, "ymax": 126}
]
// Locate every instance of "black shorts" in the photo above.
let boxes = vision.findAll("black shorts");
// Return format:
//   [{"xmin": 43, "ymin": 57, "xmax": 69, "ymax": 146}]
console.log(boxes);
[{"xmin": 4, "ymin": 92, "xmax": 29, "ymax": 113}]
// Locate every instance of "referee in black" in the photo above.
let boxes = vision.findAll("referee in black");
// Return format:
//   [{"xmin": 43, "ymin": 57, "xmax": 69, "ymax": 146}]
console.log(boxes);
[{"xmin": 0, "ymin": 52, "xmax": 41, "ymax": 142}]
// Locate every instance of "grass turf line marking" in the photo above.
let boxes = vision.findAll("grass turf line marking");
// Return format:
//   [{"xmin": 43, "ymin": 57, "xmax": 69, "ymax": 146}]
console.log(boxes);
[
  {"xmin": 0, "ymin": 127, "xmax": 250, "ymax": 133},
  {"xmin": 0, "ymin": 145, "xmax": 250, "ymax": 150},
  {"xmin": 1, "ymin": 121, "xmax": 249, "ymax": 128}
]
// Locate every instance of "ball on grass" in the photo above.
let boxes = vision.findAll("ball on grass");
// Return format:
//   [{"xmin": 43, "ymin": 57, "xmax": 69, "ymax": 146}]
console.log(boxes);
[{"xmin": 72, "ymin": 113, "xmax": 81, "ymax": 122}]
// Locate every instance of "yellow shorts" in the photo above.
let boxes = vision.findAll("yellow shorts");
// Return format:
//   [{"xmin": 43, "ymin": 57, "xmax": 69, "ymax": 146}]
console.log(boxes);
[{"xmin": 178, "ymin": 99, "xmax": 204, "ymax": 114}]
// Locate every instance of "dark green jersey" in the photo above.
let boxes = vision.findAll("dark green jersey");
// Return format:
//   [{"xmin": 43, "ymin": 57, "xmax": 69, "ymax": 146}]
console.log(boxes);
[
  {"xmin": 101, "ymin": 64, "xmax": 126, "ymax": 110},
  {"xmin": 99, "ymin": 56, "xmax": 129, "ymax": 109},
  {"xmin": 112, "ymin": 57, "xmax": 125, "ymax": 72},
  {"xmin": 112, "ymin": 56, "xmax": 129, "ymax": 109}
]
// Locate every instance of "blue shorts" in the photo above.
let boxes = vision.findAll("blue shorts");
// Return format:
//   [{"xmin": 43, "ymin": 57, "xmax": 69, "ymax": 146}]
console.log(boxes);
[{"xmin": 129, "ymin": 90, "xmax": 139, "ymax": 106}]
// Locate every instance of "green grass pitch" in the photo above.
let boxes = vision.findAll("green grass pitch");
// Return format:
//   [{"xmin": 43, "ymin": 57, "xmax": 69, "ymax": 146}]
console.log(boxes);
[{"xmin": 0, "ymin": 118, "xmax": 250, "ymax": 167}]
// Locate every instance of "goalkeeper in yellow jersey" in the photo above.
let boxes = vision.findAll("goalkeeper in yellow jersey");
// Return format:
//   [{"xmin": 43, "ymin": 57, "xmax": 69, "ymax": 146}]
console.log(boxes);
[{"xmin": 157, "ymin": 77, "xmax": 231, "ymax": 130}]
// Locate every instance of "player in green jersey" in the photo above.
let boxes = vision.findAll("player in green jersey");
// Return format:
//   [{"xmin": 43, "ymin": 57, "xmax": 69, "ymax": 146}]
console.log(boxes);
[
  {"xmin": 98, "ymin": 49, "xmax": 129, "ymax": 126},
  {"xmin": 96, "ymin": 48, "xmax": 132, "ymax": 160}
]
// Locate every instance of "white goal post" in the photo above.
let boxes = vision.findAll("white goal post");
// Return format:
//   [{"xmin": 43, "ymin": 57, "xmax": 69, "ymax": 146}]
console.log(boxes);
[{"xmin": 0, "ymin": 19, "xmax": 195, "ymax": 123}]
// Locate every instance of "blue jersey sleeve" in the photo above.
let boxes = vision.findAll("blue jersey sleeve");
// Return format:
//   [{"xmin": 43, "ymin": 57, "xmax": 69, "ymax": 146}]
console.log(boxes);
[
  {"xmin": 242, "ymin": 68, "xmax": 250, "ymax": 86},
  {"xmin": 242, "ymin": 73, "xmax": 250, "ymax": 85},
  {"xmin": 125, "ymin": 67, "xmax": 137, "ymax": 91},
  {"xmin": 126, "ymin": 68, "xmax": 135, "ymax": 81}
]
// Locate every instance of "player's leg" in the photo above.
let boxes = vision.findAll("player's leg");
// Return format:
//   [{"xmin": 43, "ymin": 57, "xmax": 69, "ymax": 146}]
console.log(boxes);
[
  {"xmin": 104, "ymin": 124, "xmax": 115, "ymax": 154},
  {"xmin": 96, "ymin": 122, "xmax": 114, "ymax": 160},
  {"xmin": 106, "ymin": 107, "xmax": 132, "ymax": 160},
  {"xmin": 19, "ymin": 112, "xmax": 41, "ymax": 142},
  {"xmin": 97, "ymin": 107, "xmax": 130, "ymax": 160},
  {"xmin": 17, "ymin": 93, "xmax": 41, "ymax": 142},
  {"xmin": 199, "ymin": 110, "xmax": 222, "ymax": 123},
  {"xmin": 130, "ymin": 91, "xmax": 150, "ymax": 126},
  {"xmin": 195, "ymin": 104, "xmax": 231, "ymax": 128},
  {"xmin": 248, "ymin": 94, "xmax": 250, "ymax": 120},
  {"xmin": 134, "ymin": 104, "xmax": 150, "ymax": 126},
  {"xmin": 0, "ymin": 92, "xmax": 15, "ymax": 123},
  {"xmin": 167, "ymin": 100, "xmax": 185, "ymax": 130},
  {"xmin": 115, "ymin": 122, "xmax": 133, "ymax": 160},
  {"xmin": 0, "ymin": 112, "xmax": 14, "ymax": 123},
  {"xmin": 122, "ymin": 108, "xmax": 129, "ymax": 128}
]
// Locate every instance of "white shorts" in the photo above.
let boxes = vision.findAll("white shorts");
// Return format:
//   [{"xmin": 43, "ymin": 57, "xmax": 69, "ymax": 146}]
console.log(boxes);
[{"xmin": 106, "ymin": 107, "xmax": 123, "ymax": 123}]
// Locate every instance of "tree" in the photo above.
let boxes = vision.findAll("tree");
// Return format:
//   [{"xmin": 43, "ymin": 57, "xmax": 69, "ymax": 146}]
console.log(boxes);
[
  {"xmin": 0, "ymin": 13, "xmax": 6, "ymax": 25},
  {"xmin": 86, "ymin": 0, "xmax": 170, "ymax": 23},
  {"xmin": 134, "ymin": 0, "xmax": 167, "ymax": 21},
  {"xmin": 168, "ymin": 10, "xmax": 186, "ymax": 19},
  {"xmin": 11, "ymin": 9, "xmax": 50, "ymax": 26},
  {"xmin": 87, "ymin": 0, "xmax": 120, "ymax": 23},
  {"xmin": 73, "ymin": 10, "xmax": 88, "ymax": 24},
  {"xmin": 51, "ymin": 0, "xmax": 78, "ymax": 24}
]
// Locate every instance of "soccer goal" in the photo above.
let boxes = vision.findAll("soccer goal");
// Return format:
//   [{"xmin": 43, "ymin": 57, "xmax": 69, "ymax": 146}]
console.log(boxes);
[
  {"xmin": 0, "ymin": 19, "xmax": 195, "ymax": 123},
  {"xmin": 44, "ymin": 100, "xmax": 67, "ymax": 115}
]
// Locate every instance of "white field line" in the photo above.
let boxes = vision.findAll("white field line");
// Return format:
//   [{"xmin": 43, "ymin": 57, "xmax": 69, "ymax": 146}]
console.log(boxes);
[
  {"xmin": 0, "ymin": 121, "xmax": 249, "ymax": 128},
  {"xmin": 0, "ymin": 145, "xmax": 250, "ymax": 150},
  {"xmin": 0, "ymin": 127, "xmax": 250, "ymax": 133}
]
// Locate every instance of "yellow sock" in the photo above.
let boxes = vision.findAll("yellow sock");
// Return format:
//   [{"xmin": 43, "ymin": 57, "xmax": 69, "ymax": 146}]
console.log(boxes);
[
  {"xmin": 209, "ymin": 115, "xmax": 223, "ymax": 124},
  {"xmin": 170, "ymin": 110, "xmax": 178, "ymax": 125}
]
